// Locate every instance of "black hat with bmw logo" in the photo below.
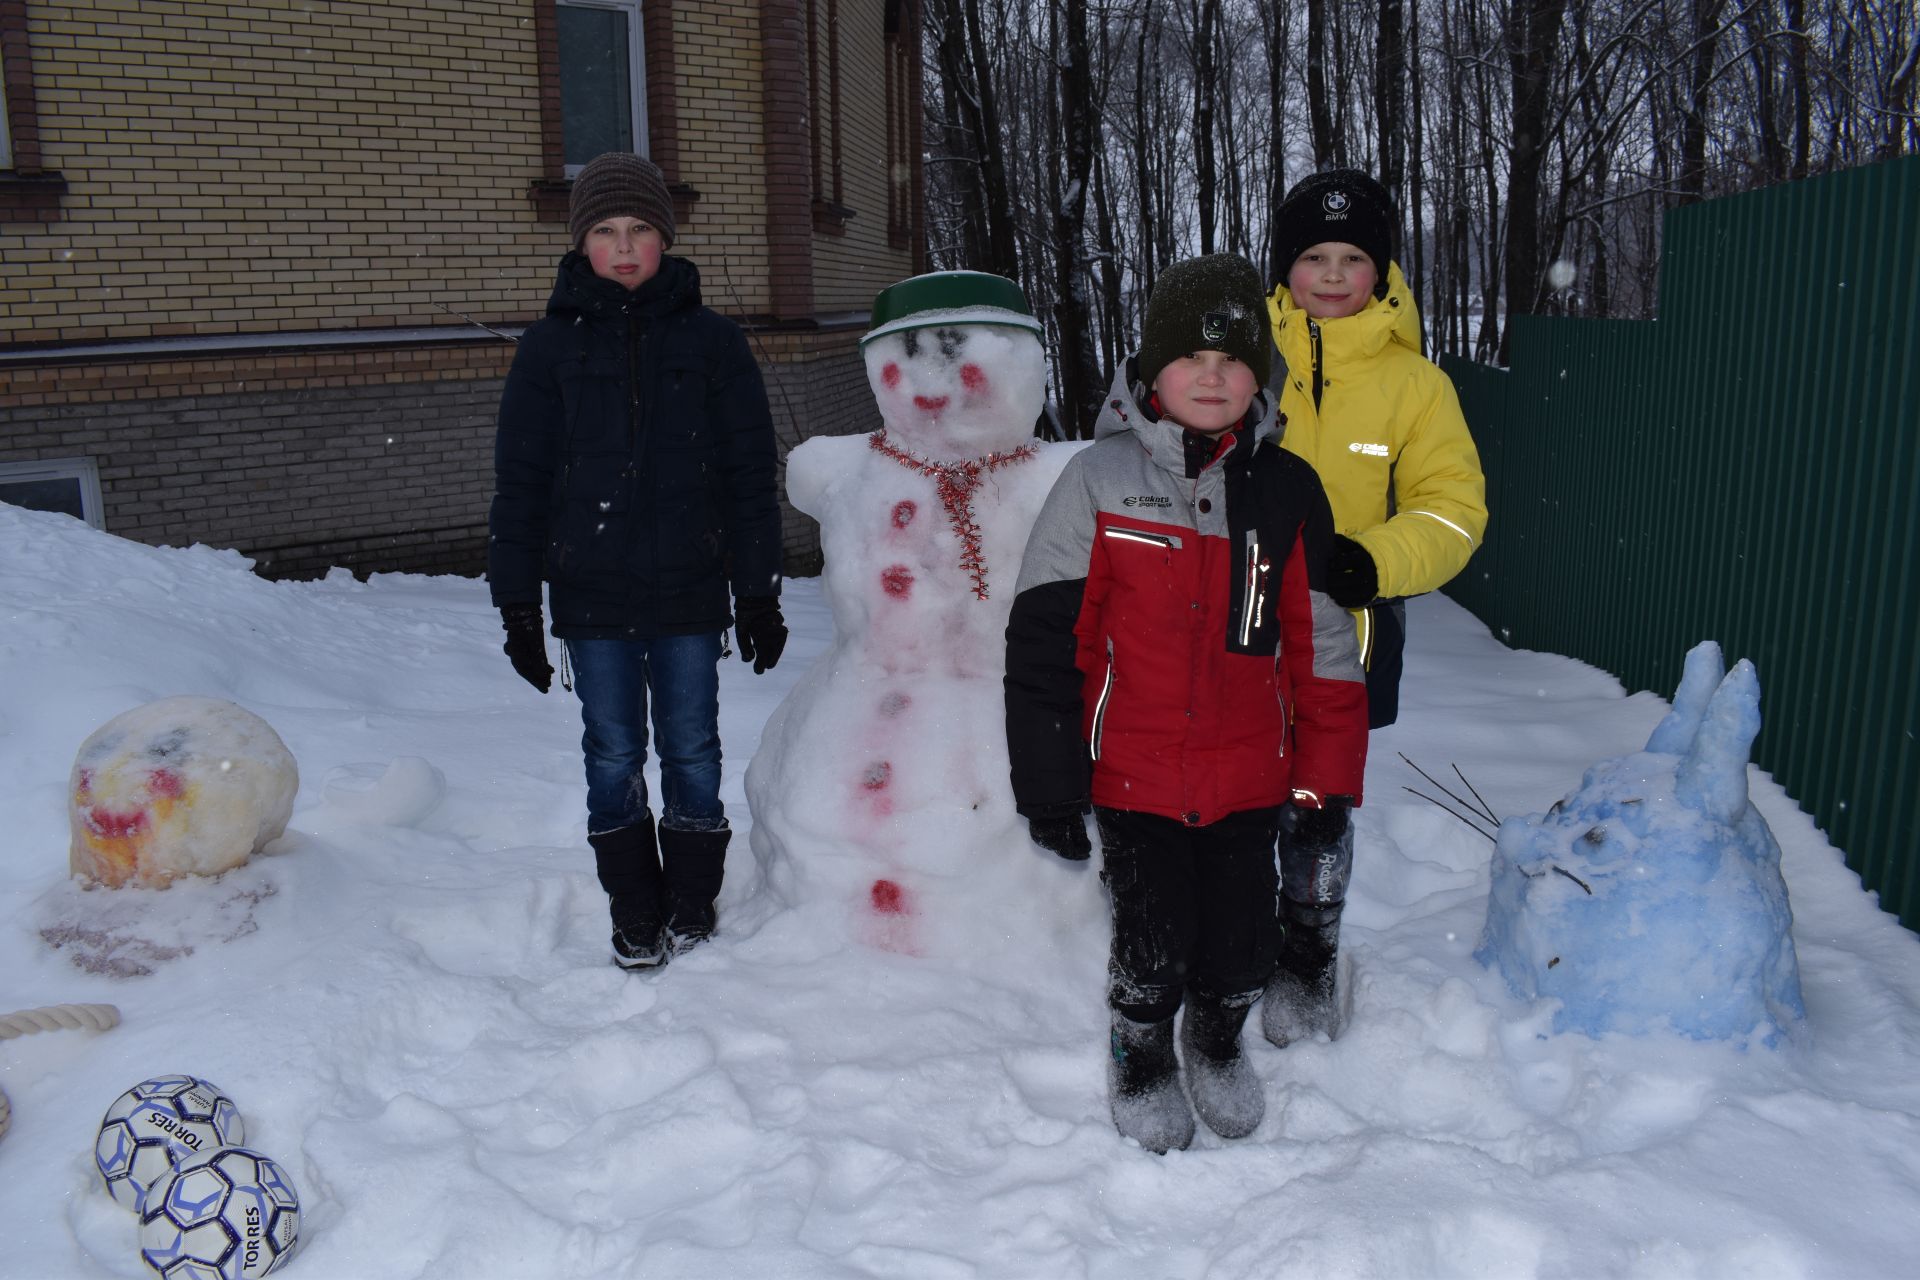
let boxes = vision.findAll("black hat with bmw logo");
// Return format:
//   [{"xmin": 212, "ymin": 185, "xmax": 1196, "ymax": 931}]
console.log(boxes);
[{"xmin": 1275, "ymin": 169, "xmax": 1396, "ymax": 298}]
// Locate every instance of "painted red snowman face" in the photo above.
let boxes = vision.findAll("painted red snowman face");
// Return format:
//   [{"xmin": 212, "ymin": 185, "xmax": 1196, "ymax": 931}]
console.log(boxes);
[{"xmin": 866, "ymin": 324, "xmax": 1046, "ymax": 462}]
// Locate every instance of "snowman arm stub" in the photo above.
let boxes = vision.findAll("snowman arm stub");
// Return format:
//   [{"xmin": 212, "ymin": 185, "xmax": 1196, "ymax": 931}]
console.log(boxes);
[
  {"xmin": 1005, "ymin": 454, "xmax": 1099, "ymax": 817},
  {"xmin": 782, "ymin": 434, "xmax": 862, "ymax": 522},
  {"xmin": 713, "ymin": 323, "xmax": 785, "ymax": 598},
  {"xmin": 488, "ymin": 325, "xmax": 566, "ymax": 607}
]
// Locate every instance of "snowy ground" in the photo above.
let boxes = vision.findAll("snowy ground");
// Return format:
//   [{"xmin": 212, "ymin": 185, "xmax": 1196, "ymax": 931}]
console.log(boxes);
[{"xmin": 3, "ymin": 500, "xmax": 1918, "ymax": 1279}]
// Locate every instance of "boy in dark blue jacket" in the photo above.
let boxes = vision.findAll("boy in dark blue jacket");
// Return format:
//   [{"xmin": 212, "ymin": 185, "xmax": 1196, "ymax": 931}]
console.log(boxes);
[{"xmin": 489, "ymin": 152, "xmax": 787, "ymax": 971}]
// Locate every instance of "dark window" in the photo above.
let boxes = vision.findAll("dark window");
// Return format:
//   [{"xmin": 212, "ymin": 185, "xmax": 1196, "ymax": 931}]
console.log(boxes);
[
  {"xmin": 0, "ymin": 458, "xmax": 104, "ymax": 529},
  {"xmin": 557, "ymin": 0, "xmax": 648, "ymax": 173}
]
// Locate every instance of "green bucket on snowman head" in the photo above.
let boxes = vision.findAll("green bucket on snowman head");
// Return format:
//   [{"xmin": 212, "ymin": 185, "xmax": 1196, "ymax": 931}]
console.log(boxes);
[{"xmin": 861, "ymin": 271, "xmax": 1045, "ymax": 349}]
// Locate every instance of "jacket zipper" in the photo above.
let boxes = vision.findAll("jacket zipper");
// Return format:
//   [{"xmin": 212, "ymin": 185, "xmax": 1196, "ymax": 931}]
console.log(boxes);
[
  {"xmin": 1275, "ymin": 666, "xmax": 1290, "ymax": 757},
  {"xmin": 1090, "ymin": 640, "xmax": 1115, "ymax": 761},
  {"xmin": 1309, "ymin": 319, "xmax": 1324, "ymax": 412},
  {"xmin": 1238, "ymin": 529, "xmax": 1264, "ymax": 647},
  {"xmin": 627, "ymin": 308, "xmax": 643, "ymax": 451}
]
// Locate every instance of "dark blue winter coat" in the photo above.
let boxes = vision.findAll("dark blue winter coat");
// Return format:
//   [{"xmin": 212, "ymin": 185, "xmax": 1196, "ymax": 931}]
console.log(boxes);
[{"xmin": 488, "ymin": 252, "xmax": 782, "ymax": 638}]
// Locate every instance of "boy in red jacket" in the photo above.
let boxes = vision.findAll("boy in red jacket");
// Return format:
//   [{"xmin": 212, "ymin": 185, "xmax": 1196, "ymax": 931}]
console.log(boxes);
[{"xmin": 1005, "ymin": 255, "xmax": 1367, "ymax": 1152}]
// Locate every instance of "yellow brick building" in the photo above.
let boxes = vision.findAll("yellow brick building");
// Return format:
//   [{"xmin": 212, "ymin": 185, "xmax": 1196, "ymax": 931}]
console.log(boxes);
[{"xmin": 0, "ymin": 0, "xmax": 924, "ymax": 574}]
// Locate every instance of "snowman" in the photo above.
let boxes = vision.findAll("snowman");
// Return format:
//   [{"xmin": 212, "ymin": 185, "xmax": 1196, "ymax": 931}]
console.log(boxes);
[{"xmin": 745, "ymin": 272, "xmax": 1084, "ymax": 955}]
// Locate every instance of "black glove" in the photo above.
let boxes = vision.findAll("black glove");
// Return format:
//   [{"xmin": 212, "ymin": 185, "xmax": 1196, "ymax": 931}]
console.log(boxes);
[
  {"xmin": 1325, "ymin": 535, "xmax": 1379, "ymax": 609},
  {"xmin": 734, "ymin": 596, "xmax": 788, "ymax": 674},
  {"xmin": 1027, "ymin": 812, "xmax": 1092, "ymax": 861},
  {"xmin": 499, "ymin": 603, "xmax": 553, "ymax": 693},
  {"xmin": 1289, "ymin": 797, "xmax": 1352, "ymax": 849}
]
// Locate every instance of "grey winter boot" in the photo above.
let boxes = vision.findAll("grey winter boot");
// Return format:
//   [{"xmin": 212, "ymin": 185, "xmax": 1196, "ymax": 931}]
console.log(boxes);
[
  {"xmin": 659, "ymin": 824, "xmax": 730, "ymax": 956},
  {"xmin": 1180, "ymin": 989, "xmax": 1265, "ymax": 1139},
  {"xmin": 1261, "ymin": 899, "xmax": 1343, "ymax": 1047},
  {"xmin": 1107, "ymin": 1012, "xmax": 1195, "ymax": 1154},
  {"xmin": 589, "ymin": 822, "xmax": 667, "ymax": 970}
]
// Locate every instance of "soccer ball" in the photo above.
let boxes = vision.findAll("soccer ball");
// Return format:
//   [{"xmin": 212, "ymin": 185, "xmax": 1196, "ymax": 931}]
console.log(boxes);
[
  {"xmin": 96, "ymin": 1075, "xmax": 246, "ymax": 1212},
  {"xmin": 138, "ymin": 1146, "xmax": 300, "ymax": 1279}
]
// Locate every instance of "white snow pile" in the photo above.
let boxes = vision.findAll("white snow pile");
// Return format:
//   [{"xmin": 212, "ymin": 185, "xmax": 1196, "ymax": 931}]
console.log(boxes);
[{"xmin": 3, "ymin": 500, "xmax": 1920, "ymax": 1279}]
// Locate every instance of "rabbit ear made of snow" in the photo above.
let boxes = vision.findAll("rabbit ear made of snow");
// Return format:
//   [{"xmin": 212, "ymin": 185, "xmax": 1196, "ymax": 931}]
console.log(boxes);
[
  {"xmin": 1675, "ymin": 659, "xmax": 1762, "ymax": 823},
  {"xmin": 1646, "ymin": 641, "xmax": 1726, "ymax": 755}
]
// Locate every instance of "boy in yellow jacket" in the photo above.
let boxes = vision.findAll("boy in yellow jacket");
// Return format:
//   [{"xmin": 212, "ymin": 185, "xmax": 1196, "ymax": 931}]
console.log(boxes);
[{"xmin": 1261, "ymin": 169, "xmax": 1488, "ymax": 1047}]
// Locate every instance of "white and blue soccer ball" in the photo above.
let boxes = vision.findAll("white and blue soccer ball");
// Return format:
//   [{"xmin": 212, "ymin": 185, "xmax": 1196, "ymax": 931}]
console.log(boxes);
[
  {"xmin": 138, "ymin": 1145, "xmax": 300, "ymax": 1279},
  {"xmin": 95, "ymin": 1075, "xmax": 245, "ymax": 1212}
]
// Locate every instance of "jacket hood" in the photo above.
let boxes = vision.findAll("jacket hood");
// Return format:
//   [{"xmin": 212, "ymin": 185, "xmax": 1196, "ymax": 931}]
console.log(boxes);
[
  {"xmin": 1267, "ymin": 260, "xmax": 1423, "ymax": 359},
  {"xmin": 1092, "ymin": 355, "xmax": 1279, "ymax": 472},
  {"xmin": 547, "ymin": 251, "xmax": 701, "ymax": 323}
]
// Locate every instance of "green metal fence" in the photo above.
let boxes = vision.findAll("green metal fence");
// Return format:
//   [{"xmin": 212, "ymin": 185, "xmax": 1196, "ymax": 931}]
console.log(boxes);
[{"xmin": 1442, "ymin": 156, "xmax": 1920, "ymax": 932}]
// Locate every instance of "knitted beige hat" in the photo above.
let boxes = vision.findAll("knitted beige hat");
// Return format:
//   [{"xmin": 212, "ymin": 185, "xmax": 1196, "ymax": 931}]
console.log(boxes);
[{"xmin": 569, "ymin": 152, "xmax": 676, "ymax": 250}]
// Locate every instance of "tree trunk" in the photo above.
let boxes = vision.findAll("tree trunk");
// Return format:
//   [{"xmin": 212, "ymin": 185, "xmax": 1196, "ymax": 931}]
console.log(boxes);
[
  {"xmin": 1052, "ymin": 0, "xmax": 1102, "ymax": 438},
  {"xmin": 1260, "ymin": 0, "xmax": 1290, "ymax": 280},
  {"xmin": 928, "ymin": 0, "xmax": 988, "ymax": 267},
  {"xmin": 1785, "ymin": 0, "xmax": 1810, "ymax": 179},
  {"xmin": 1307, "ymin": 0, "xmax": 1335, "ymax": 167},
  {"xmin": 1678, "ymin": 0, "xmax": 1730, "ymax": 204},
  {"xmin": 1133, "ymin": 0, "xmax": 1159, "ymax": 296},
  {"xmin": 1374, "ymin": 0, "xmax": 1406, "ymax": 209},
  {"xmin": 1193, "ymin": 0, "xmax": 1221, "ymax": 254},
  {"xmin": 959, "ymin": 0, "xmax": 1021, "ymax": 278},
  {"xmin": 1501, "ymin": 0, "xmax": 1569, "ymax": 364}
]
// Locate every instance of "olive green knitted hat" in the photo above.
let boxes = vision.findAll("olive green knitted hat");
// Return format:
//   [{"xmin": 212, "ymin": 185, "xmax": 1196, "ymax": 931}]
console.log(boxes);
[{"xmin": 1137, "ymin": 254, "xmax": 1272, "ymax": 390}]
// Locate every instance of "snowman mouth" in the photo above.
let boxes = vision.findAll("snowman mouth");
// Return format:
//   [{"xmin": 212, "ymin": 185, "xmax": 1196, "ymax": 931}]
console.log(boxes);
[{"xmin": 913, "ymin": 395, "xmax": 949, "ymax": 413}]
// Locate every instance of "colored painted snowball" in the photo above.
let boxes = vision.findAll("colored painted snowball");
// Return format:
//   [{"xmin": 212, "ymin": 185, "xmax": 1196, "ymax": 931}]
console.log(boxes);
[{"xmin": 69, "ymin": 696, "xmax": 298, "ymax": 888}]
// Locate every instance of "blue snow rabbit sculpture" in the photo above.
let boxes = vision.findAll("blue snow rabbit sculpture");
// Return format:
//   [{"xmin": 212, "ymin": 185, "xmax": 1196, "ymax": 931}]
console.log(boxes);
[{"xmin": 1476, "ymin": 642, "xmax": 1806, "ymax": 1042}]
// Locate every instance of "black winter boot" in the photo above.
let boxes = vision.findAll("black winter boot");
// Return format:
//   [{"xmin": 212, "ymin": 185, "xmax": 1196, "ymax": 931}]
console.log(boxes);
[
  {"xmin": 1261, "ymin": 899, "xmax": 1343, "ymax": 1047},
  {"xmin": 1107, "ymin": 1012, "xmax": 1194, "ymax": 1154},
  {"xmin": 1180, "ymin": 989, "xmax": 1265, "ymax": 1139},
  {"xmin": 589, "ymin": 823, "xmax": 667, "ymax": 970},
  {"xmin": 659, "ymin": 824, "xmax": 730, "ymax": 956}
]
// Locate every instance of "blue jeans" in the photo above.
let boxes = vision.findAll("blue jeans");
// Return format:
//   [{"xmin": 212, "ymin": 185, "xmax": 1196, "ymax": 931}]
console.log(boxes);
[{"xmin": 567, "ymin": 633, "xmax": 727, "ymax": 836}]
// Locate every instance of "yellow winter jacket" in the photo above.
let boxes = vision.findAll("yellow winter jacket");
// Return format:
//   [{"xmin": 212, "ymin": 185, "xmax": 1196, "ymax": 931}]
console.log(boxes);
[{"xmin": 1268, "ymin": 263, "xmax": 1487, "ymax": 601}]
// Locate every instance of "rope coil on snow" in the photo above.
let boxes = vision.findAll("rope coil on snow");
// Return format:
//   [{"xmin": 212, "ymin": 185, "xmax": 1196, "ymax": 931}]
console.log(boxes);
[{"xmin": 0, "ymin": 1003, "xmax": 122, "ymax": 1142}]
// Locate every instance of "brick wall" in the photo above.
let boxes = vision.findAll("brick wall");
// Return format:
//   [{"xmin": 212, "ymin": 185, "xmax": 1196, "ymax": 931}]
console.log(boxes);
[
  {"xmin": 0, "ymin": 0, "xmax": 914, "ymax": 343},
  {"xmin": 0, "ymin": 343, "xmax": 511, "ymax": 577},
  {"xmin": 3, "ymin": 0, "xmax": 557, "ymax": 344},
  {"xmin": 809, "ymin": 0, "xmax": 916, "ymax": 313},
  {"xmin": 674, "ymin": 0, "xmax": 774, "ymax": 317},
  {"xmin": 2, "ymin": 1, "xmax": 915, "ymax": 582},
  {"xmin": 1, "ymin": 329, "xmax": 881, "ymax": 579}
]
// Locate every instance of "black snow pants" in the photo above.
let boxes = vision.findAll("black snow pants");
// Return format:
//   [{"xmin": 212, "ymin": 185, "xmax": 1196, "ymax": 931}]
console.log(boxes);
[
  {"xmin": 1361, "ymin": 598, "xmax": 1406, "ymax": 729},
  {"xmin": 1095, "ymin": 805, "xmax": 1284, "ymax": 1024}
]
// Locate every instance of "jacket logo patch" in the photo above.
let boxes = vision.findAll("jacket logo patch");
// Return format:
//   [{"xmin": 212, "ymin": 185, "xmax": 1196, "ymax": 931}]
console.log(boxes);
[
  {"xmin": 1122, "ymin": 495, "xmax": 1173, "ymax": 508},
  {"xmin": 1348, "ymin": 442, "xmax": 1390, "ymax": 457}
]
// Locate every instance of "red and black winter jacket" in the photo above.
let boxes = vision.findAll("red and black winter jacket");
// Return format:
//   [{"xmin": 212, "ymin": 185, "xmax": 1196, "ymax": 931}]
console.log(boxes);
[{"xmin": 1004, "ymin": 360, "xmax": 1368, "ymax": 826}]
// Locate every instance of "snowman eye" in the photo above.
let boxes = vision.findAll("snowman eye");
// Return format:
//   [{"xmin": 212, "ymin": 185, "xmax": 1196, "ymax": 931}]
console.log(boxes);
[
  {"xmin": 935, "ymin": 327, "xmax": 966, "ymax": 359},
  {"xmin": 902, "ymin": 330, "xmax": 922, "ymax": 358}
]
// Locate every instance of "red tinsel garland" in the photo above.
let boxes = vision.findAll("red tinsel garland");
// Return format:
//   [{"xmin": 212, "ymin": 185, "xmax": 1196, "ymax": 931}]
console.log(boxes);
[{"xmin": 868, "ymin": 429, "xmax": 1039, "ymax": 600}]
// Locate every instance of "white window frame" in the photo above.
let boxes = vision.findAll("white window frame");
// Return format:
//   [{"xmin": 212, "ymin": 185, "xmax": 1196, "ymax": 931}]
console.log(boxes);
[
  {"xmin": 0, "ymin": 456, "xmax": 106, "ymax": 529},
  {"xmin": 557, "ymin": 0, "xmax": 648, "ymax": 177}
]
